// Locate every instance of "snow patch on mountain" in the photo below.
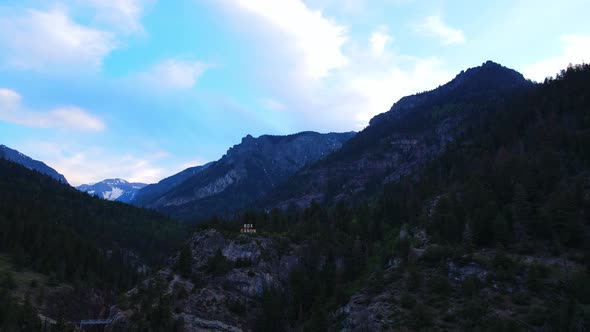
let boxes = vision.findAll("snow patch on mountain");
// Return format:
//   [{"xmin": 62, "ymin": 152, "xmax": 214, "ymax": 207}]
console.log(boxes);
[
  {"xmin": 103, "ymin": 187, "xmax": 124, "ymax": 200},
  {"xmin": 77, "ymin": 178, "xmax": 147, "ymax": 204}
]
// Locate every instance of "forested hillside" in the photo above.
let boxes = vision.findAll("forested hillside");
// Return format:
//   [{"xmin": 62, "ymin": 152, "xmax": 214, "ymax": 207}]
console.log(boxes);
[
  {"xmin": 0, "ymin": 159, "xmax": 189, "ymax": 330},
  {"xmin": 113, "ymin": 64, "xmax": 590, "ymax": 331},
  {"xmin": 0, "ymin": 157, "xmax": 189, "ymax": 281}
]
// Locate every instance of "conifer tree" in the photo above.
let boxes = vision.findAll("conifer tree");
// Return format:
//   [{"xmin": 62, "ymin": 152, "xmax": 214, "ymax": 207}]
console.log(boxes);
[{"xmin": 176, "ymin": 244, "xmax": 192, "ymax": 278}]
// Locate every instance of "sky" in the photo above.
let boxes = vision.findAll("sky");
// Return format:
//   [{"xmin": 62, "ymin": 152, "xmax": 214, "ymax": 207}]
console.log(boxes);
[{"xmin": 0, "ymin": 0, "xmax": 589, "ymax": 186}]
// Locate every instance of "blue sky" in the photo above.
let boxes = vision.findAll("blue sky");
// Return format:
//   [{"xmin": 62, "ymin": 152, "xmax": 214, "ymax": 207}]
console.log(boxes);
[{"xmin": 0, "ymin": 0, "xmax": 589, "ymax": 185}]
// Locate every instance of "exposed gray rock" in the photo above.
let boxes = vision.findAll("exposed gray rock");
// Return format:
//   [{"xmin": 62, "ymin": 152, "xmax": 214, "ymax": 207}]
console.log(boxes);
[
  {"xmin": 114, "ymin": 230, "xmax": 306, "ymax": 332},
  {"xmin": 447, "ymin": 261, "xmax": 489, "ymax": 282},
  {"xmin": 333, "ymin": 276, "xmax": 398, "ymax": 332},
  {"xmin": 179, "ymin": 313, "xmax": 244, "ymax": 332},
  {"xmin": 132, "ymin": 163, "xmax": 211, "ymax": 206}
]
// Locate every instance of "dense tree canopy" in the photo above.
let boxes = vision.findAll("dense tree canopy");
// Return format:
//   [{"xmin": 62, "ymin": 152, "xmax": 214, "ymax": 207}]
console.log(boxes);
[{"xmin": 0, "ymin": 158, "xmax": 189, "ymax": 290}]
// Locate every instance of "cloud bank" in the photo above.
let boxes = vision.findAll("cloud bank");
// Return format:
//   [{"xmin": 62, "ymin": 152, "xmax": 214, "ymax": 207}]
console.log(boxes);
[
  {"xmin": 218, "ymin": 0, "xmax": 455, "ymax": 131},
  {"xmin": 0, "ymin": 7, "xmax": 117, "ymax": 71},
  {"xmin": 230, "ymin": 0, "xmax": 348, "ymax": 80},
  {"xmin": 0, "ymin": 88, "xmax": 104, "ymax": 131}
]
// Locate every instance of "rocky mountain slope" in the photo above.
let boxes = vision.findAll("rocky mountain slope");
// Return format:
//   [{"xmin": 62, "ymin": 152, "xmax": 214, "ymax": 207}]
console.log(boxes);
[
  {"xmin": 0, "ymin": 144, "xmax": 68, "ymax": 184},
  {"xmin": 77, "ymin": 178, "xmax": 147, "ymax": 203},
  {"xmin": 133, "ymin": 131, "xmax": 355, "ymax": 221},
  {"xmin": 132, "ymin": 163, "xmax": 211, "ymax": 207},
  {"xmin": 262, "ymin": 61, "xmax": 533, "ymax": 209}
]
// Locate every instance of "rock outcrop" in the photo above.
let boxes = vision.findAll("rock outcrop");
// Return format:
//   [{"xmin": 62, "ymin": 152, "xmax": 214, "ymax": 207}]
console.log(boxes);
[{"xmin": 110, "ymin": 230, "xmax": 305, "ymax": 332}]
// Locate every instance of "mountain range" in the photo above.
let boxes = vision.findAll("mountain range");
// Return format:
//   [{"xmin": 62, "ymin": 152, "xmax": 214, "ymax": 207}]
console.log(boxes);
[
  {"xmin": 2, "ymin": 61, "xmax": 533, "ymax": 222},
  {"xmin": 131, "ymin": 131, "xmax": 355, "ymax": 220},
  {"xmin": 107, "ymin": 61, "xmax": 530, "ymax": 222},
  {"xmin": 2, "ymin": 61, "xmax": 589, "ymax": 331},
  {"xmin": 0, "ymin": 61, "xmax": 538, "ymax": 221}
]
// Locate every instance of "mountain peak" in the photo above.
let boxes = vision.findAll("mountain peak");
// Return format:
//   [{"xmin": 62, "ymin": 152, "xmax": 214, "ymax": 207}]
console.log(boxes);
[
  {"xmin": 77, "ymin": 178, "xmax": 147, "ymax": 203},
  {"xmin": 482, "ymin": 60, "xmax": 502, "ymax": 67},
  {"xmin": 454, "ymin": 60, "xmax": 526, "ymax": 84},
  {"xmin": 241, "ymin": 134, "xmax": 255, "ymax": 144},
  {"xmin": 103, "ymin": 178, "xmax": 129, "ymax": 185},
  {"xmin": 369, "ymin": 61, "xmax": 532, "ymax": 126}
]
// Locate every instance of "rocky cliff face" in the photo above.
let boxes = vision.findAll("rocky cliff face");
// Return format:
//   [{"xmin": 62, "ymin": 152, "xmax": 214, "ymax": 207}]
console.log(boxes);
[
  {"xmin": 134, "ymin": 131, "xmax": 355, "ymax": 221},
  {"xmin": 0, "ymin": 144, "xmax": 68, "ymax": 184},
  {"xmin": 262, "ymin": 61, "xmax": 533, "ymax": 209},
  {"xmin": 132, "ymin": 163, "xmax": 211, "ymax": 207},
  {"xmin": 109, "ymin": 229, "xmax": 306, "ymax": 332},
  {"xmin": 330, "ymin": 245, "xmax": 584, "ymax": 331}
]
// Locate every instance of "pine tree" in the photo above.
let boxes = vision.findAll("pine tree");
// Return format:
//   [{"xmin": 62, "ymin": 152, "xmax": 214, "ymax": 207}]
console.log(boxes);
[
  {"xmin": 430, "ymin": 195, "xmax": 463, "ymax": 244},
  {"xmin": 176, "ymin": 244, "xmax": 192, "ymax": 278},
  {"xmin": 512, "ymin": 184, "xmax": 531, "ymax": 241},
  {"xmin": 352, "ymin": 236, "xmax": 364, "ymax": 278},
  {"xmin": 462, "ymin": 220, "xmax": 474, "ymax": 252},
  {"xmin": 492, "ymin": 213, "xmax": 509, "ymax": 245}
]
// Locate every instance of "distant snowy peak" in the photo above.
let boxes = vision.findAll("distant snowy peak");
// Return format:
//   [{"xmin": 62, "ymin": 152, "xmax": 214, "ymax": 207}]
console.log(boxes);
[{"xmin": 77, "ymin": 178, "xmax": 147, "ymax": 203}]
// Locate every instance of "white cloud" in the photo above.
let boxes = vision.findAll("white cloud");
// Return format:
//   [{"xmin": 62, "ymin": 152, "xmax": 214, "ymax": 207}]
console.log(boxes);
[
  {"xmin": 417, "ymin": 15, "xmax": 465, "ymax": 45},
  {"xmin": 228, "ymin": 0, "xmax": 348, "ymax": 80},
  {"xmin": 0, "ymin": 7, "xmax": 117, "ymax": 71},
  {"xmin": 284, "ymin": 54, "xmax": 453, "ymax": 130},
  {"xmin": 139, "ymin": 59, "xmax": 208, "ymax": 90},
  {"xmin": 0, "ymin": 88, "xmax": 21, "ymax": 108},
  {"xmin": 216, "ymin": 1, "xmax": 455, "ymax": 132},
  {"xmin": 524, "ymin": 34, "xmax": 590, "ymax": 82},
  {"xmin": 342, "ymin": 57, "xmax": 452, "ymax": 128},
  {"xmin": 86, "ymin": 0, "xmax": 149, "ymax": 34},
  {"xmin": 0, "ymin": 88, "xmax": 104, "ymax": 131},
  {"xmin": 305, "ymin": 0, "xmax": 414, "ymax": 16},
  {"xmin": 49, "ymin": 107, "xmax": 105, "ymax": 132},
  {"xmin": 261, "ymin": 98, "xmax": 287, "ymax": 112},
  {"xmin": 17, "ymin": 142, "xmax": 207, "ymax": 186},
  {"xmin": 370, "ymin": 26, "xmax": 392, "ymax": 56}
]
